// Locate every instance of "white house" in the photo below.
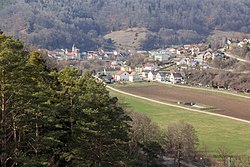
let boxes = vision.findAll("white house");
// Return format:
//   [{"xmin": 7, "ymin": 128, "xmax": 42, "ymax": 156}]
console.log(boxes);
[
  {"xmin": 129, "ymin": 72, "xmax": 143, "ymax": 82},
  {"xmin": 156, "ymin": 72, "xmax": 167, "ymax": 82},
  {"xmin": 203, "ymin": 51, "xmax": 214, "ymax": 61},
  {"xmin": 144, "ymin": 63, "xmax": 157, "ymax": 71},
  {"xmin": 113, "ymin": 70, "xmax": 129, "ymax": 81},
  {"xmin": 154, "ymin": 53, "xmax": 170, "ymax": 62},
  {"xmin": 170, "ymin": 73, "xmax": 183, "ymax": 83},
  {"xmin": 148, "ymin": 71, "xmax": 157, "ymax": 81}
]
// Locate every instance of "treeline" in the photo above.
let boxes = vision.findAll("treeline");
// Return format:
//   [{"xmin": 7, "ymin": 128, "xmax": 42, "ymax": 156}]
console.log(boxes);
[{"xmin": 0, "ymin": 0, "xmax": 250, "ymax": 50}]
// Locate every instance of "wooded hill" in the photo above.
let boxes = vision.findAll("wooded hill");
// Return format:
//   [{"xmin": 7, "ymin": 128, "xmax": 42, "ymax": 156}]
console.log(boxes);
[{"xmin": 0, "ymin": 0, "xmax": 250, "ymax": 50}]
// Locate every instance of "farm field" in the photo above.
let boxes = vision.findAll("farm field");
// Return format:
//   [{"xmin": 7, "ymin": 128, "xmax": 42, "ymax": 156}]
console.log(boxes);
[
  {"xmin": 109, "ymin": 90, "xmax": 250, "ymax": 155},
  {"xmin": 116, "ymin": 83, "xmax": 250, "ymax": 121}
]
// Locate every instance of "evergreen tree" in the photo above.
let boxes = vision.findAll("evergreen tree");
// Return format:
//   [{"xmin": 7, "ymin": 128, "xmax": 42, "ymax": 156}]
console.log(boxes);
[
  {"xmin": 14, "ymin": 51, "xmax": 61, "ymax": 166},
  {"xmin": 0, "ymin": 33, "xmax": 36, "ymax": 166},
  {"xmin": 77, "ymin": 72, "xmax": 131, "ymax": 166},
  {"xmin": 53, "ymin": 69, "xmax": 132, "ymax": 166}
]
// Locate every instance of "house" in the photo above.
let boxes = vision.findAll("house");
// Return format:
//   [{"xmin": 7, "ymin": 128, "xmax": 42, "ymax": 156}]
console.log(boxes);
[
  {"xmin": 169, "ymin": 48, "xmax": 176, "ymax": 53},
  {"xmin": 102, "ymin": 76, "xmax": 114, "ymax": 84},
  {"xmin": 113, "ymin": 70, "xmax": 129, "ymax": 81},
  {"xmin": 135, "ymin": 65, "xmax": 144, "ymax": 72},
  {"xmin": 170, "ymin": 73, "xmax": 183, "ymax": 83},
  {"xmin": 194, "ymin": 53, "xmax": 204, "ymax": 63},
  {"xmin": 203, "ymin": 51, "xmax": 214, "ymax": 62},
  {"xmin": 176, "ymin": 58, "xmax": 187, "ymax": 66},
  {"xmin": 87, "ymin": 51, "xmax": 99, "ymax": 60},
  {"xmin": 156, "ymin": 72, "xmax": 167, "ymax": 82},
  {"xmin": 121, "ymin": 65, "xmax": 132, "ymax": 72},
  {"xmin": 165, "ymin": 73, "xmax": 171, "ymax": 82},
  {"xmin": 213, "ymin": 51, "xmax": 225, "ymax": 59},
  {"xmin": 190, "ymin": 46, "xmax": 200, "ymax": 55},
  {"xmin": 129, "ymin": 72, "xmax": 143, "ymax": 82},
  {"xmin": 141, "ymin": 70, "xmax": 150, "ymax": 79},
  {"xmin": 184, "ymin": 45, "xmax": 191, "ymax": 50},
  {"xmin": 144, "ymin": 63, "xmax": 157, "ymax": 71},
  {"xmin": 154, "ymin": 53, "xmax": 170, "ymax": 62},
  {"xmin": 148, "ymin": 71, "xmax": 157, "ymax": 81}
]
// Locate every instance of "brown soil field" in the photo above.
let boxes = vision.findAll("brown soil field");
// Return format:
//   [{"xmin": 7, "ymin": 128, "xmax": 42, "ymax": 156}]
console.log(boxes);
[{"xmin": 119, "ymin": 85, "xmax": 250, "ymax": 121}]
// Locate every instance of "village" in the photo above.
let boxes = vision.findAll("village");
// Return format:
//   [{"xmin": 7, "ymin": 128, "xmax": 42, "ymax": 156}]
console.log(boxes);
[{"xmin": 46, "ymin": 38, "xmax": 250, "ymax": 89}]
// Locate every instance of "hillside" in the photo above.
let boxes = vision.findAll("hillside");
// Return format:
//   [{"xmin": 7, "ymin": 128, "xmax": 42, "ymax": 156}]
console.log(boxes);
[
  {"xmin": 0, "ymin": 0, "xmax": 250, "ymax": 50},
  {"xmin": 104, "ymin": 27, "xmax": 148, "ymax": 50},
  {"xmin": 207, "ymin": 30, "xmax": 250, "ymax": 49}
]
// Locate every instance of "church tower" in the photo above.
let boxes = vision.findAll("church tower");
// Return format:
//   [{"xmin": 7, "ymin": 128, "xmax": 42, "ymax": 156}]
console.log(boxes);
[{"xmin": 72, "ymin": 44, "xmax": 76, "ymax": 52}]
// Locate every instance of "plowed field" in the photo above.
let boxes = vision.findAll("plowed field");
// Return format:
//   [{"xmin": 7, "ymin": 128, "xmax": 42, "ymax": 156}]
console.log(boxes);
[{"xmin": 119, "ymin": 85, "xmax": 250, "ymax": 121}]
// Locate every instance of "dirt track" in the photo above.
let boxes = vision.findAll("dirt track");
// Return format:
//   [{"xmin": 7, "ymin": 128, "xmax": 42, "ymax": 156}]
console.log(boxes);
[{"xmin": 118, "ymin": 85, "xmax": 250, "ymax": 121}]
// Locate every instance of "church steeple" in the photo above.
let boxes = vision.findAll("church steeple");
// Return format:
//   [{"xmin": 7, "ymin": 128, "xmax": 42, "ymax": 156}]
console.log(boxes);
[{"xmin": 72, "ymin": 44, "xmax": 76, "ymax": 52}]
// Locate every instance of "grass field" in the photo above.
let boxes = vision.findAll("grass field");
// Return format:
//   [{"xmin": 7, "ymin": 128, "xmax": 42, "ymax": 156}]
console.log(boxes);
[{"xmin": 109, "ymin": 90, "xmax": 250, "ymax": 155}]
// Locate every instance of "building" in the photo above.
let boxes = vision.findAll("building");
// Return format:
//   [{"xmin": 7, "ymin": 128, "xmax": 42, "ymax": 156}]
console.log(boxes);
[
  {"xmin": 156, "ymin": 72, "xmax": 167, "ymax": 82},
  {"xmin": 129, "ymin": 72, "xmax": 143, "ymax": 82},
  {"xmin": 170, "ymin": 73, "xmax": 183, "ymax": 83},
  {"xmin": 144, "ymin": 63, "xmax": 157, "ymax": 71},
  {"xmin": 113, "ymin": 71, "xmax": 129, "ymax": 81},
  {"xmin": 148, "ymin": 71, "xmax": 157, "ymax": 81}
]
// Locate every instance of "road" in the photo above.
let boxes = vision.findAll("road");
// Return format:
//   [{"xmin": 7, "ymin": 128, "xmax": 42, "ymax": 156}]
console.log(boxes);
[
  {"xmin": 107, "ymin": 86, "xmax": 250, "ymax": 124},
  {"xmin": 207, "ymin": 65, "xmax": 250, "ymax": 74},
  {"xmin": 222, "ymin": 50, "xmax": 250, "ymax": 63}
]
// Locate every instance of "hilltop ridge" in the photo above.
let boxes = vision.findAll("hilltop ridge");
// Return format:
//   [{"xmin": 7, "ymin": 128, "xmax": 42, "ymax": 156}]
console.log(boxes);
[{"xmin": 0, "ymin": 0, "xmax": 250, "ymax": 50}]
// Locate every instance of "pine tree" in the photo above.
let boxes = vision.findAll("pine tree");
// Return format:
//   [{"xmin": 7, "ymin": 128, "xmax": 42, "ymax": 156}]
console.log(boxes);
[
  {"xmin": 0, "ymin": 33, "xmax": 35, "ymax": 166},
  {"xmin": 14, "ymin": 51, "xmax": 61, "ymax": 166},
  {"xmin": 51, "ymin": 69, "xmax": 132, "ymax": 166}
]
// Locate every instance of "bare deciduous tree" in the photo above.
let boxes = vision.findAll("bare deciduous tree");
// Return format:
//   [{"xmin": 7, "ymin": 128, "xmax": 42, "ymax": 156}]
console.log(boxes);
[
  {"xmin": 166, "ymin": 121, "xmax": 199, "ymax": 166},
  {"xmin": 128, "ymin": 111, "xmax": 165, "ymax": 166}
]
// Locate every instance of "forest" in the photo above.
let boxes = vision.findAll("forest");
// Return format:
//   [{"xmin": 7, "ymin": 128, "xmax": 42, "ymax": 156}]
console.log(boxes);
[{"xmin": 0, "ymin": 0, "xmax": 250, "ymax": 50}]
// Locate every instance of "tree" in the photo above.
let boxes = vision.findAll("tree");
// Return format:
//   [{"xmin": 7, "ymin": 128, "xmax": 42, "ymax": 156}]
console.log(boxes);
[
  {"xmin": 0, "ymin": 33, "xmax": 35, "ymax": 167},
  {"xmin": 217, "ymin": 145, "xmax": 231, "ymax": 166},
  {"xmin": 45, "ymin": 69, "xmax": 132, "ymax": 166},
  {"xmin": 14, "ymin": 51, "xmax": 60, "ymax": 166},
  {"xmin": 0, "ymin": 34, "xmax": 75, "ymax": 166},
  {"xmin": 166, "ymin": 121, "xmax": 198, "ymax": 166},
  {"xmin": 0, "ymin": 35, "xmax": 61, "ymax": 166},
  {"xmin": 128, "ymin": 112, "xmax": 165, "ymax": 166},
  {"xmin": 73, "ymin": 72, "xmax": 132, "ymax": 166}
]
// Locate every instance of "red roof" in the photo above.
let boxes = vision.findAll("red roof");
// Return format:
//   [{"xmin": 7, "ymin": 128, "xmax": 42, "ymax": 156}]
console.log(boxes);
[
  {"xmin": 129, "ymin": 71, "xmax": 136, "ymax": 76},
  {"xmin": 145, "ymin": 63, "xmax": 154, "ymax": 67}
]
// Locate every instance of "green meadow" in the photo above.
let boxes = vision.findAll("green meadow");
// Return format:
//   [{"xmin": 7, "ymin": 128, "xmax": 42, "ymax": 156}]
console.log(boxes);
[{"xmin": 109, "ymin": 90, "xmax": 250, "ymax": 155}]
